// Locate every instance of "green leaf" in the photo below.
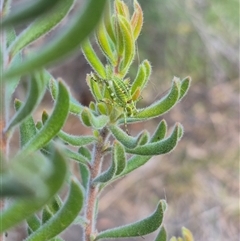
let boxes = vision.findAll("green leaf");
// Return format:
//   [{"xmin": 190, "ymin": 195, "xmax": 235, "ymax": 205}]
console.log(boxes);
[
  {"xmin": 113, "ymin": 141, "xmax": 126, "ymax": 176},
  {"xmin": 19, "ymin": 81, "xmax": 69, "ymax": 156},
  {"xmin": 115, "ymin": 0, "xmax": 130, "ymax": 19},
  {"xmin": 118, "ymin": 15, "xmax": 135, "ymax": 76},
  {"xmin": 125, "ymin": 123, "xmax": 183, "ymax": 156},
  {"xmin": 95, "ymin": 200, "xmax": 167, "ymax": 240},
  {"xmin": 0, "ymin": 173, "xmax": 35, "ymax": 197},
  {"xmin": 179, "ymin": 76, "xmax": 191, "ymax": 101},
  {"xmin": 93, "ymin": 153, "xmax": 117, "ymax": 184},
  {"xmin": 96, "ymin": 21, "xmax": 117, "ymax": 65},
  {"xmin": 25, "ymin": 179, "xmax": 84, "ymax": 241},
  {"xmin": 1, "ymin": 0, "xmax": 62, "ymax": 27},
  {"xmin": 2, "ymin": 0, "xmax": 108, "ymax": 80},
  {"xmin": 136, "ymin": 130, "xmax": 150, "ymax": 146},
  {"xmin": 86, "ymin": 73, "xmax": 105, "ymax": 102},
  {"xmin": 4, "ymin": 28, "xmax": 22, "ymax": 121},
  {"xmin": 131, "ymin": 59, "xmax": 151, "ymax": 97},
  {"xmin": 5, "ymin": 71, "xmax": 48, "ymax": 132},
  {"xmin": 78, "ymin": 146, "xmax": 92, "ymax": 161},
  {"xmin": 108, "ymin": 124, "xmax": 140, "ymax": 149},
  {"xmin": 8, "ymin": 0, "xmax": 75, "ymax": 58},
  {"xmin": 0, "ymin": 148, "xmax": 67, "ymax": 232},
  {"xmin": 150, "ymin": 120, "xmax": 168, "ymax": 143},
  {"xmin": 42, "ymin": 206, "xmax": 53, "ymax": 224},
  {"xmin": 131, "ymin": 0, "xmax": 144, "ymax": 40},
  {"xmin": 80, "ymin": 108, "xmax": 109, "ymax": 129},
  {"xmin": 14, "ymin": 99, "xmax": 37, "ymax": 148},
  {"xmin": 103, "ymin": 1, "xmax": 116, "ymax": 45},
  {"xmin": 48, "ymin": 75, "xmax": 83, "ymax": 115},
  {"xmin": 118, "ymin": 120, "xmax": 168, "ymax": 177},
  {"xmin": 27, "ymin": 215, "xmax": 41, "ymax": 234},
  {"xmin": 57, "ymin": 130, "xmax": 96, "ymax": 146},
  {"xmin": 64, "ymin": 148, "xmax": 90, "ymax": 166},
  {"xmin": 131, "ymin": 77, "xmax": 181, "ymax": 121},
  {"xmin": 154, "ymin": 226, "xmax": 167, "ymax": 241},
  {"xmin": 78, "ymin": 147, "xmax": 91, "ymax": 189},
  {"xmin": 82, "ymin": 40, "xmax": 107, "ymax": 79}
]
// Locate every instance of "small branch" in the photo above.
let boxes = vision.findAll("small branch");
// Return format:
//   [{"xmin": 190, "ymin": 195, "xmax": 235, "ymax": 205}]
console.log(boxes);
[{"xmin": 83, "ymin": 128, "xmax": 108, "ymax": 241}]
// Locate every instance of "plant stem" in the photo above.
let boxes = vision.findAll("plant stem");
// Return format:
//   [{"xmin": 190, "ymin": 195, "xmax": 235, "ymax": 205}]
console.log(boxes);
[{"xmin": 83, "ymin": 128, "xmax": 108, "ymax": 241}]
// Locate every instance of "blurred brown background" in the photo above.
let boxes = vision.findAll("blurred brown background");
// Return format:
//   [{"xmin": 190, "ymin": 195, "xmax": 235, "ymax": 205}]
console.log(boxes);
[{"xmin": 7, "ymin": 0, "xmax": 239, "ymax": 240}]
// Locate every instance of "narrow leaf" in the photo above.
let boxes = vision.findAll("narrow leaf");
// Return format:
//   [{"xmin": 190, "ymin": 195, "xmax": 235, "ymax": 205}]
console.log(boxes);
[
  {"xmin": 125, "ymin": 124, "xmax": 183, "ymax": 156},
  {"xmin": 115, "ymin": 0, "xmax": 130, "ymax": 19},
  {"xmin": 131, "ymin": 0, "xmax": 144, "ymax": 40},
  {"xmin": 179, "ymin": 76, "xmax": 191, "ymax": 101},
  {"xmin": 80, "ymin": 108, "xmax": 109, "ymax": 129},
  {"xmin": 108, "ymin": 124, "xmax": 139, "ymax": 149},
  {"xmin": 5, "ymin": 71, "xmax": 47, "ymax": 132},
  {"xmin": 5, "ymin": 28, "xmax": 22, "ymax": 121},
  {"xmin": 64, "ymin": 148, "xmax": 90, "ymax": 166},
  {"xmin": 25, "ymin": 179, "xmax": 84, "ymax": 241},
  {"xmin": 150, "ymin": 120, "xmax": 168, "ymax": 143},
  {"xmin": 93, "ymin": 144, "xmax": 118, "ymax": 184},
  {"xmin": 0, "ymin": 148, "xmax": 67, "ymax": 232},
  {"xmin": 19, "ymin": 81, "xmax": 69, "ymax": 156},
  {"xmin": 48, "ymin": 76, "xmax": 83, "ymax": 115},
  {"xmin": 95, "ymin": 200, "xmax": 166, "ymax": 240},
  {"xmin": 8, "ymin": 0, "xmax": 75, "ymax": 58},
  {"xmin": 86, "ymin": 73, "xmax": 105, "ymax": 102},
  {"xmin": 131, "ymin": 60, "xmax": 147, "ymax": 96},
  {"xmin": 121, "ymin": 155, "xmax": 151, "ymax": 176},
  {"xmin": 42, "ymin": 206, "xmax": 53, "ymax": 224},
  {"xmin": 82, "ymin": 40, "xmax": 106, "ymax": 79},
  {"xmin": 1, "ymin": 0, "xmax": 62, "ymax": 27},
  {"xmin": 103, "ymin": 1, "xmax": 116, "ymax": 45},
  {"xmin": 0, "ymin": 173, "xmax": 35, "ymax": 197},
  {"xmin": 118, "ymin": 15, "xmax": 135, "ymax": 75},
  {"xmin": 130, "ymin": 77, "xmax": 181, "ymax": 121},
  {"xmin": 27, "ymin": 215, "xmax": 41, "ymax": 234},
  {"xmin": 155, "ymin": 226, "xmax": 167, "ymax": 241},
  {"xmin": 136, "ymin": 131, "xmax": 149, "ymax": 146},
  {"xmin": 113, "ymin": 141, "xmax": 126, "ymax": 176},
  {"xmin": 96, "ymin": 21, "xmax": 117, "ymax": 65},
  {"xmin": 57, "ymin": 130, "xmax": 96, "ymax": 146},
  {"xmin": 3, "ymin": 0, "xmax": 108, "ymax": 80},
  {"xmin": 14, "ymin": 99, "xmax": 37, "ymax": 147},
  {"xmin": 78, "ymin": 147, "xmax": 91, "ymax": 188}
]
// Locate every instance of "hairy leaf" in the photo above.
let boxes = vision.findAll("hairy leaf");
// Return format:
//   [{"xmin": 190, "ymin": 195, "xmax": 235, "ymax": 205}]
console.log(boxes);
[
  {"xmin": 1, "ymin": 0, "xmax": 62, "ymax": 27},
  {"xmin": 5, "ymin": 71, "xmax": 48, "ymax": 132},
  {"xmin": 14, "ymin": 99, "xmax": 37, "ymax": 147},
  {"xmin": 131, "ymin": 0, "xmax": 144, "ymax": 40},
  {"xmin": 8, "ymin": 0, "xmax": 75, "ymax": 58},
  {"xmin": 95, "ymin": 200, "xmax": 167, "ymax": 240},
  {"xmin": 48, "ymin": 76, "xmax": 83, "ymax": 115},
  {"xmin": 82, "ymin": 40, "xmax": 107, "ymax": 79},
  {"xmin": 0, "ymin": 148, "xmax": 67, "ymax": 232},
  {"xmin": 25, "ymin": 179, "xmax": 84, "ymax": 241},
  {"xmin": 3, "ymin": 0, "xmax": 108, "ymax": 80},
  {"xmin": 57, "ymin": 130, "xmax": 96, "ymax": 146},
  {"xmin": 131, "ymin": 77, "xmax": 181, "ymax": 121},
  {"xmin": 19, "ymin": 81, "xmax": 69, "ymax": 156},
  {"xmin": 155, "ymin": 226, "xmax": 167, "ymax": 241},
  {"xmin": 80, "ymin": 108, "xmax": 109, "ymax": 129},
  {"xmin": 125, "ymin": 123, "xmax": 183, "ymax": 155},
  {"xmin": 64, "ymin": 148, "xmax": 90, "ymax": 166}
]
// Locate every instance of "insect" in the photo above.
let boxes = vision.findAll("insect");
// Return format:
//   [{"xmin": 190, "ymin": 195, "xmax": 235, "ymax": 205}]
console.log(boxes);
[{"xmin": 89, "ymin": 72, "xmax": 140, "ymax": 134}]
